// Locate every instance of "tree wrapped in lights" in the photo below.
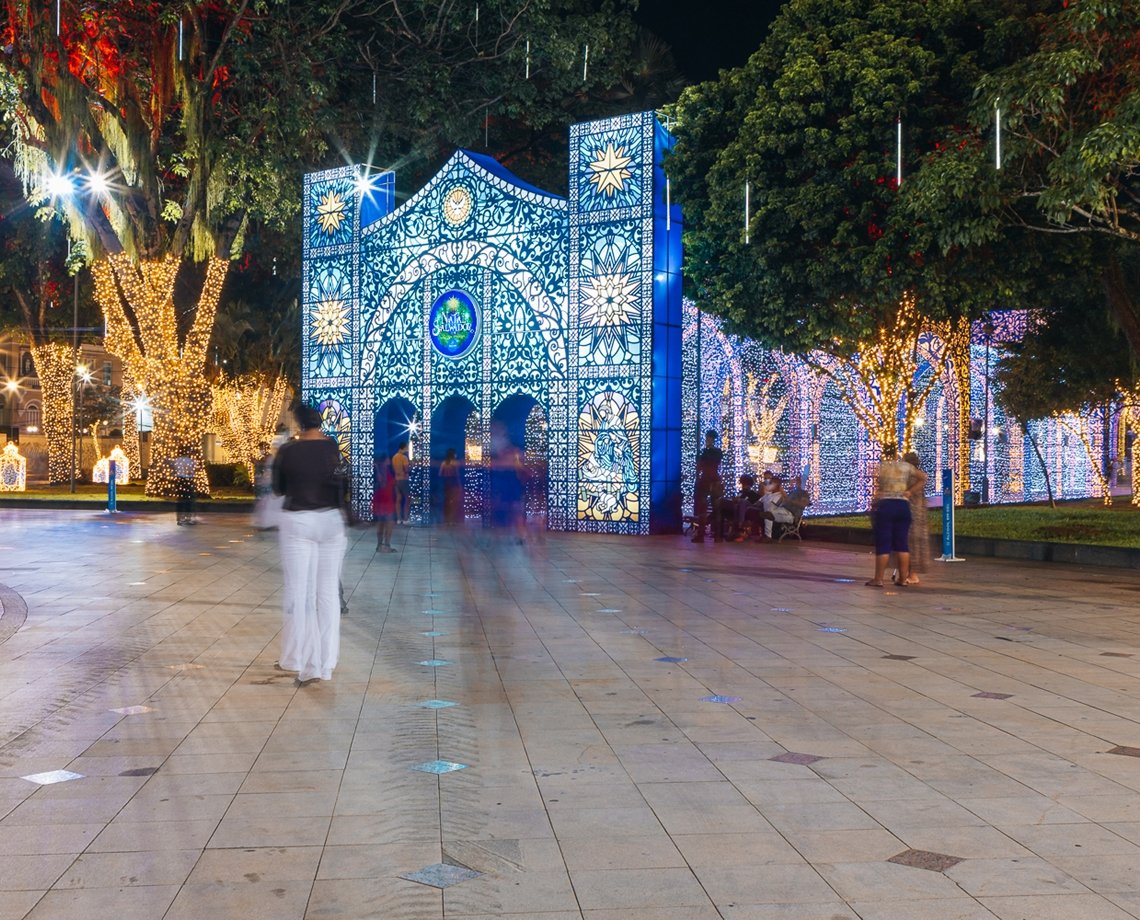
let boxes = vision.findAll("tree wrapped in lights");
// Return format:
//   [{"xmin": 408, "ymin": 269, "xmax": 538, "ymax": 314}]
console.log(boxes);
[
  {"xmin": 0, "ymin": 0, "xmax": 353, "ymax": 495},
  {"xmin": 211, "ymin": 372, "xmax": 288, "ymax": 485},
  {"xmin": 807, "ymin": 295, "xmax": 956, "ymax": 455},
  {"xmin": 0, "ymin": 162, "xmax": 92, "ymax": 483},
  {"xmin": 744, "ymin": 373, "xmax": 787, "ymax": 470}
]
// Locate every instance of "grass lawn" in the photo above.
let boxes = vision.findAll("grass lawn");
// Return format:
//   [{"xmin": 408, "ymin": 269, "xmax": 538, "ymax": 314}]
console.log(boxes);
[
  {"xmin": 0, "ymin": 483, "xmax": 252, "ymax": 502},
  {"xmin": 810, "ymin": 498, "xmax": 1140, "ymax": 549}
]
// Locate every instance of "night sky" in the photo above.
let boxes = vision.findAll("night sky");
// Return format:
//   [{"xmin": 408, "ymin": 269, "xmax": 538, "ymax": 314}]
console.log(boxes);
[{"xmin": 635, "ymin": 0, "xmax": 789, "ymax": 82}]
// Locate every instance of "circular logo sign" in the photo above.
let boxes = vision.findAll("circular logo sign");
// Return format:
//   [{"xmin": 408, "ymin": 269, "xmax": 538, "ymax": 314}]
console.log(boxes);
[{"xmin": 429, "ymin": 289, "xmax": 480, "ymax": 358}]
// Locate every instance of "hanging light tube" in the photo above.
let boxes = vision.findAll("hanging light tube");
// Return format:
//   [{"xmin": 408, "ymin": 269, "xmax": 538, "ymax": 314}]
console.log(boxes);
[
  {"xmin": 525, "ymin": 39, "xmax": 530, "ymax": 79},
  {"xmin": 744, "ymin": 181, "xmax": 750, "ymax": 244},
  {"xmin": 583, "ymin": 44, "xmax": 589, "ymax": 82},
  {"xmin": 995, "ymin": 102, "xmax": 1002, "ymax": 170},
  {"xmin": 896, "ymin": 116, "xmax": 903, "ymax": 186}
]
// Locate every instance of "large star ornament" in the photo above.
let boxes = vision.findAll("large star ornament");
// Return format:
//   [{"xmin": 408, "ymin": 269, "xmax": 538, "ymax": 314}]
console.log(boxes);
[
  {"xmin": 587, "ymin": 143, "xmax": 633, "ymax": 198},
  {"xmin": 315, "ymin": 190, "xmax": 348, "ymax": 235}
]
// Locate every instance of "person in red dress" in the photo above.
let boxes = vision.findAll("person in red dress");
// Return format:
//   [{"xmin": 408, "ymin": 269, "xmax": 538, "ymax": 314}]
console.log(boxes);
[{"xmin": 372, "ymin": 454, "xmax": 398, "ymax": 552}]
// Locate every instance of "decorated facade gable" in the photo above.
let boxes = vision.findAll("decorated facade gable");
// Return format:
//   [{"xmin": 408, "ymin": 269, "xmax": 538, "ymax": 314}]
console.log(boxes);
[{"xmin": 301, "ymin": 112, "xmax": 683, "ymax": 534}]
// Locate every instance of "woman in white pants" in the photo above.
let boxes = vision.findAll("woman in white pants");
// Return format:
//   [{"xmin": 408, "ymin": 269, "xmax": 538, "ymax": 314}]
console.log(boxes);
[{"xmin": 272, "ymin": 404, "xmax": 348, "ymax": 686}]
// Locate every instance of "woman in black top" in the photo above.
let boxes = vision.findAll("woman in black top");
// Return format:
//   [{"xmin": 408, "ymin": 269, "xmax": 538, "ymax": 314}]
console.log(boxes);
[{"xmin": 272, "ymin": 404, "xmax": 347, "ymax": 686}]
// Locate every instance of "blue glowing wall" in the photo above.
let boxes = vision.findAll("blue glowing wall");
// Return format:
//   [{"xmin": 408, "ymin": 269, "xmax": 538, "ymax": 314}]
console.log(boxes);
[{"xmin": 301, "ymin": 112, "xmax": 682, "ymax": 533}]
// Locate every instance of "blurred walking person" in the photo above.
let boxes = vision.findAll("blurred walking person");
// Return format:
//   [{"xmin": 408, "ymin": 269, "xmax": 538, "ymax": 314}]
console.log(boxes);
[
  {"xmin": 901, "ymin": 451, "xmax": 930, "ymax": 584},
  {"xmin": 273, "ymin": 404, "xmax": 348, "ymax": 686},
  {"xmin": 373, "ymin": 454, "xmax": 398, "ymax": 552},
  {"xmin": 440, "ymin": 448, "xmax": 463, "ymax": 526}
]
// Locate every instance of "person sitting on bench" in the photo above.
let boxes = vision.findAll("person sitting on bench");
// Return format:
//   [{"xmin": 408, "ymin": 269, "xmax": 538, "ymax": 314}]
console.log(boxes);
[{"xmin": 756, "ymin": 475, "xmax": 794, "ymax": 540}]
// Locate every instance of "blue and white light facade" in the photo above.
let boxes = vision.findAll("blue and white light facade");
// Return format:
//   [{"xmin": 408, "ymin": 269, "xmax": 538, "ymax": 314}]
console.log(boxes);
[
  {"xmin": 683, "ymin": 305, "xmax": 1112, "ymax": 515},
  {"xmin": 301, "ymin": 111, "xmax": 683, "ymax": 533}
]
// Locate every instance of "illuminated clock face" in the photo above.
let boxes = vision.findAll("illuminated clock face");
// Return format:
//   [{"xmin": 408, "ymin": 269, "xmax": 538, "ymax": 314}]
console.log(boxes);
[{"xmin": 442, "ymin": 185, "xmax": 473, "ymax": 226}]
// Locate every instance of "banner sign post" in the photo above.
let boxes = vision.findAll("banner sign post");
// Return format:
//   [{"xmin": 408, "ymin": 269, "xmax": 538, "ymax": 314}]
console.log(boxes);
[
  {"xmin": 107, "ymin": 460, "xmax": 117, "ymax": 513},
  {"xmin": 938, "ymin": 468, "xmax": 963, "ymax": 562}
]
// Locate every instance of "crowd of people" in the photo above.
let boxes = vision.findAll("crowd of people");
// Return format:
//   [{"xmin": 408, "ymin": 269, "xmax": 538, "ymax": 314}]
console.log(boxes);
[{"xmin": 689, "ymin": 428, "xmax": 934, "ymax": 584}]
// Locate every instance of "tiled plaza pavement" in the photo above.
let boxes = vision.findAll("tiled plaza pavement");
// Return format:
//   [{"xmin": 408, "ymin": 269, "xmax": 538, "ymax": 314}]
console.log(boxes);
[{"xmin": 2, "ymin": 510, "xmax": 1140, "ymax": 919}]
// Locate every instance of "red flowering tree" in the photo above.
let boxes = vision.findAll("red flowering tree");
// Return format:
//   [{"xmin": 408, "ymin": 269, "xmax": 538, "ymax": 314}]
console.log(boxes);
[{"xmin": 0, "ymin": 0, "xmax": 355, "ymax": 494}]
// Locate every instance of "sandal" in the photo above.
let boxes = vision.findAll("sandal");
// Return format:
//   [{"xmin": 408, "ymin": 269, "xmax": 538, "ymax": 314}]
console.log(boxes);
[{"xmin": 864, "ymin": 580, "xmax": 884, "ymax": 587}]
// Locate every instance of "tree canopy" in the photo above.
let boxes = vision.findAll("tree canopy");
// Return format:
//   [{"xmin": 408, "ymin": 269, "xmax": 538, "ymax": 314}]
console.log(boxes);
[
  {"xmin": 667, "ymin": 0, "xmax": 1066, "ymax": 354},
  {"xmin": 902, "ymin": 0, "xmax": 1140, "ymax": 357}
]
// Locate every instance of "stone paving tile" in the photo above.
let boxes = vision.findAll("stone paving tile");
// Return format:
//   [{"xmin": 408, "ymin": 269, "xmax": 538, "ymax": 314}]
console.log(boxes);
[{"xmin": 5, "ymin": 511, "xmax": 1140, "ymax": 917}]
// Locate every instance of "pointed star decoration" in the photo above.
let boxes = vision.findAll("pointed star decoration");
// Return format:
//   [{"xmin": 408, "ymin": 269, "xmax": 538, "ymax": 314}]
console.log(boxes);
[
  {"xmin": 582, "ymin": 270, "xmax": 638, "ymax": 326},
  {"xmin": 315, "ymin": 190, "xmax": 348, "ymax": 234},
  {"xmin": 587, "ymin": 143, "xmax": 633, "ymax": 197},
  {"xmin": 311, "ymin": 297, "xmax": 349, "ymax": 346}
]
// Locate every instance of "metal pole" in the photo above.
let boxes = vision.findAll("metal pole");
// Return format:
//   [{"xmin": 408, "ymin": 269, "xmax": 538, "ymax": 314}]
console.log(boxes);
[{"xmin": 70, "ymin": 270, "xmax": 78, "ymax": 493}]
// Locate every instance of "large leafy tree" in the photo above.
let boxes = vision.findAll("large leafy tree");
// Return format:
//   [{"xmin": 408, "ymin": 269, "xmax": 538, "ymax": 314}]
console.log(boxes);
[
  {"xmin": 669, "ymin": 0, "xmax": 1054, "ymax": 351},
  {"xmin": 0, "ymin": 0, "xmax": 356, "ymax": 494},
  {"xmin": 0, "ymin": 0, "xmax": 646, "ymax": 495},
  {"xmin": 668, "ymin": 0, "xmax": 1064, "ymax": 459},
  {"xmin": 904, "ymin": 0, "xmax": 1140, "ymax": 357}
]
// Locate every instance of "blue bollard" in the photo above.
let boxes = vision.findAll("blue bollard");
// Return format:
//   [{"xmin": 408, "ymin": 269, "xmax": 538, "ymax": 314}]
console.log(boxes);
[
  {"xmin": 938, "ymin": 468, "xmax": 963, "ymax": 562},
  {"xmin": 107, "ymin": 460, "xmax": 117, "ymax": 513}
]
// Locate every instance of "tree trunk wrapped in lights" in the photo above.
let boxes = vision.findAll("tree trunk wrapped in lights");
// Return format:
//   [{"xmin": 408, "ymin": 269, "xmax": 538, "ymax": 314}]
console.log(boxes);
[
  {"xmin": 27, "ymin": 342, "xmax": 77, "ymax": 484},
  {"xmin": 93, "ymin": 253, "xmax": 226, "ymax": 496},
  {"xmin": 744, "ymin": 372, "xmax": 788, "ymax": 470},
  {"xmin": 118, "ymin": 374, "xmax": 141, "ymax": 479},
  {"xmin": 212, "ymin": 372, "xmax": 289, "ymax": 484},
  {"xmin": 1119, "ymin": 384, "xmax": 1140, "ymax": 508},
  {"xmin": 806, "ymin": 295, "xmax": 956, "ymax": 456}
]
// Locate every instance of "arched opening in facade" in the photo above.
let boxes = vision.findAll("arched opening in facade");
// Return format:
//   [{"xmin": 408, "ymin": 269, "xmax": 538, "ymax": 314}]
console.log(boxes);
[
  {"xmin": 430, "ymin": 394, "xmax": 478, "ymax": 523},
  {"xmin": 487, "ymin": 393, "xmax": 543, "ymax": 527}
]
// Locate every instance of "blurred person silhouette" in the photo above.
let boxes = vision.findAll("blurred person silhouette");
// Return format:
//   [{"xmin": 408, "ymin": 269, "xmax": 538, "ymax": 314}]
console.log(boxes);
[
  {"xmin": 372, "ymin": 453, "xmax": 397, "ymax": 553},
  {"xmin": 272, "ymin": 403, "xmax": 348, "ymax": 686}
]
